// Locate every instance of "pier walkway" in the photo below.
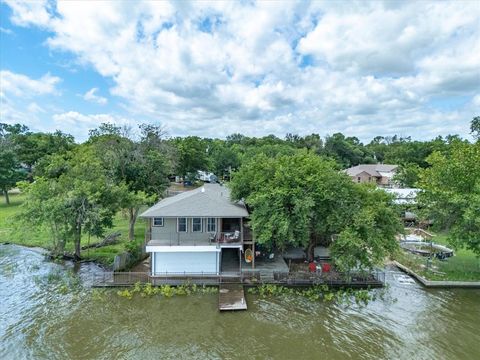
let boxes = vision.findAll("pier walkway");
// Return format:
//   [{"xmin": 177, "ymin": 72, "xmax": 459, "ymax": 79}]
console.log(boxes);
[{"xmin": 218, "ymin": 284, "xmax": 247, "ymax": 311}]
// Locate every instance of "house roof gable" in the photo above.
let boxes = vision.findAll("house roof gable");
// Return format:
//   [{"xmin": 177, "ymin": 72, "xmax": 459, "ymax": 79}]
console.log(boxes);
[
  {"xmin": 345, "ymin": 164, "xmax": 398, "ymax": 177},
  {"xmin": 139, "ymin": 183, "xmax": 249, "ymax": 218}
]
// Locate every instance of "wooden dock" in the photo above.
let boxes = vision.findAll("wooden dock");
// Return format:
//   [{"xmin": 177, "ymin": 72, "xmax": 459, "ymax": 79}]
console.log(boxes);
[
  {"xmin": 91, "ymin": 270, "xmax": 385, "ymax": 288},
  {"xmin": 218, "ymin": 284, "xmax": 247, "ymax": 311}
]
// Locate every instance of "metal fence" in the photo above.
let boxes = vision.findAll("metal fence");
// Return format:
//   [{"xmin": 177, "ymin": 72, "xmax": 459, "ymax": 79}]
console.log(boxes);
[
  {"xmin": 270, "ymin": 269, "xmax": 385, "ymax": 287},
  {"xmin": 92, "ymin": 268, "xmax": 385, "ymax": 287},
  {"xmin": 146, "ymin": 232, "xmax": 245, "ymax": 246},
  {"xmin": 92, "ymin": 272, "xmax": 150, "ymax": 286}
]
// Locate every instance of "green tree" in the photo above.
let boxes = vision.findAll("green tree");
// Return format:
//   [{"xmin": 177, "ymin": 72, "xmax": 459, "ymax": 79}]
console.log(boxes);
[
  {"xmin": 366, "ymin": 134, "xmax": 461, "ymax": 170},
  {"xmin": 0, "ymin": 148, "xmax": 25, "ymax": 204},
  {"xmin": 471, "ymin": 116, "xmax": 480, "ymax": 140},
  {"xmin": 88, "ymin": 123, "xmax": 172, "ymax": 240},
  {"xmin": 323, "ymin": 133, "xmax": 374, "ymax": 168},
  {"xmin": 393, "ymin": 163, "xmax": 421, "ymax": 187},
  {"xmin": 418, "ymin": 141, "xmax": 480, "ymax": 255},
  {"xmin": 207, "ymin": 140, "xmax": 240, "ymax": 179},
  {"xmin": 230, "ymin": 151, "xmax": 401, "ymax": 266},
  {"xmin": 1, "ymin": 123, "xmax": 75, "ymax": 174},
  {"xmin": 18, "ymin": 145, "xmax": 122, "ymax": 258},
  {"xmin": 331, "ymin": 187, "xmax": 401, "ymax": 272},
  {"xmin": 0, "ymin": 124, "xmax": 26, "ymax": 204},
  {"xmin": 171, "ymin": 136, "xmax": 210, "ymax": 177}
]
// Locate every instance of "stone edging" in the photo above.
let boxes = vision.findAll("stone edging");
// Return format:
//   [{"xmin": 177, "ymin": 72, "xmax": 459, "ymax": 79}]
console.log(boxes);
[{"xmin": 393, "ymin": 261, "xmax": 480, "ymax": 288}]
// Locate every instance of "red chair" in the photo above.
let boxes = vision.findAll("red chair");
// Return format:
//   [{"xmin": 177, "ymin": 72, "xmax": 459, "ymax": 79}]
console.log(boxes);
[{"xmin": 322, "ymin": 263, "xmax": 331, "ymax": 272}]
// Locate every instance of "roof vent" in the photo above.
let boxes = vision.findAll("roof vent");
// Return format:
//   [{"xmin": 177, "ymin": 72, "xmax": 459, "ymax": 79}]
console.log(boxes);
[{"xmin": 201, "ymin": 187, "xmax": 205, "ymax": 193}]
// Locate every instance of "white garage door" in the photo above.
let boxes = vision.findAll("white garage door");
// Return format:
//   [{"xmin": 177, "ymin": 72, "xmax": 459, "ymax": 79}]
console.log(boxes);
[{"xmin": 153, "ymin": 251, "xmax": 219, "ymax": 275}]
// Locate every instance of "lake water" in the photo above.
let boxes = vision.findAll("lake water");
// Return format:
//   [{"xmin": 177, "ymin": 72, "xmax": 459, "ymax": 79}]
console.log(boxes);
[{"xmin": 1, "ymin": 244, "xmax": 479, "ymax": 360}]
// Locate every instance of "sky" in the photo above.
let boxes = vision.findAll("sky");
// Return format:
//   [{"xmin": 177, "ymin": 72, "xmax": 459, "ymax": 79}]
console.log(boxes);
[{"xmin": 0, "ymin": 0, "xmax": 479, "ymax": 142}]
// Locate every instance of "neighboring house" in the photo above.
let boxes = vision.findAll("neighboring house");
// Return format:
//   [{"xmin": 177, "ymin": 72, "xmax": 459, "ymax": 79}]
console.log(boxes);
[
  {"xmin": 384, "ymin": 188, "xmax": 420, "ymax": 205},
  {"xmin": 384, "ymin": 187, "xmax": 421, "ymax": 222},
  {"xmin": 344, "ymin": 164, "xmax": 398, "ymax": 186},
  {"xmin": 197, "ymin": 170, "xmax": 218, "ymax": 183},
  {"xmin": 140, "ymin": 183, "xmax": 253, "ymax": 276}
]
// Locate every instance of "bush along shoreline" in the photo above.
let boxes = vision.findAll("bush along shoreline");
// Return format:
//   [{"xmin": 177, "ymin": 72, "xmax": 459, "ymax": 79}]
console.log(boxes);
[
  {"xmin": 113, "ymin": 282, "xmax": 394, "ymax": 307},
  {"xmin": 1, "ymin": 193, "xmax": 146, "ymax": 269},
  {"xmin": 116, "ymin": 282, "xmax": 219, "ymax": 299}
]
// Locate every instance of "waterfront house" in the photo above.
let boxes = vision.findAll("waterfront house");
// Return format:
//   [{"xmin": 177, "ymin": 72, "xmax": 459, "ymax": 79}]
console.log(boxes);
[
  {"xmin": 345, "ymin": 164, "xmax": 398, "ymax": 186},
  {"xmin": 384, "ymin": 187, "xmax": 421, "ymax": 224},
  {"xmin": 384, "ymin": 188, "xmax": 420, "ymax": 205},
  {"xmin": 140, "ymin": 183, "xmax": 254, "ymax": 276}
]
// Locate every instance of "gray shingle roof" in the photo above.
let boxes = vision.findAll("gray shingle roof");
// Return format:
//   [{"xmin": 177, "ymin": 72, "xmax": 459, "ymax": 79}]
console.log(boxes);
[
  {"xmin": 345, "ymin": 164, "xmax": 398, "ymax": 177},
  {"xmin": 139, "ymin": 183, "xmax": 249, "ymax": 218}
]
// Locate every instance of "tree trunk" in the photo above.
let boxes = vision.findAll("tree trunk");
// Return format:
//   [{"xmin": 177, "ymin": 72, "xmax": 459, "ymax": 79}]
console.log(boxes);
[
  {"xmin": 74, "ymin": 225, "xmax": 82, "ymax": 260},
  {"xmin": 128, "ymin": 207, "xmax": 138, "ymax": 241},
  {"xmin": 3, "ymin": 188, "xmax": 9, "ymax": 205},
  {"xmin": 305, "ymin": 230, "xmax": 320, "ymax": 262}
]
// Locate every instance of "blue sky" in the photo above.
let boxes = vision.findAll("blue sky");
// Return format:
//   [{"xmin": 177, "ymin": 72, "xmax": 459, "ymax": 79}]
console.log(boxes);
[{"xmin": 1, "ymin": 1, "xmax": 479, "ymax": 142}]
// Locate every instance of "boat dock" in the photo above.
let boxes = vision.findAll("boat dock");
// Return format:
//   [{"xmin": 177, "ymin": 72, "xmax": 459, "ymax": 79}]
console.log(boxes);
[
  {"xmin": 218, "ymin": 284, "xmax": 247, "ymax": 311},
  {"xmin": 92, "ymin": 269, "xmax": 386, "ymax": 288}
]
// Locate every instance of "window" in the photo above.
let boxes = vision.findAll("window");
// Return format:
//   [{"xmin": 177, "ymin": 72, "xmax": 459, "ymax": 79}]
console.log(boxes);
[
  {"xmin": 153, "ymin": 217, "xmax": 164, "ymax": 227},
  {"xmin": 192, "ymin": 217, "xmax": 202, "ymax": 232},
  {"xmin": 177, "ymin": 217, "xmax": 187, "ymax": 232},
  {"xmin": 357, "ymin": 177, "xmax": 361, "ymax": 183},
  {"xmin": 207, "ymin": 218, "xmax": 216, "ymax": 232}
]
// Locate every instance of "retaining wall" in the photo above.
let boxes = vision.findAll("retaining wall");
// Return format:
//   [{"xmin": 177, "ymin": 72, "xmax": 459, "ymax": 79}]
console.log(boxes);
[{"xmin": 394, "ymin": 261, "xmax": 480, "ymax": 288}]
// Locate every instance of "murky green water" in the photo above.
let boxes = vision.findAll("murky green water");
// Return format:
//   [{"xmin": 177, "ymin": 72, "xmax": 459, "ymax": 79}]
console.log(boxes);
[{"xmin": 1, "ymin": 244, "xmax": 479, "ymax": 360}]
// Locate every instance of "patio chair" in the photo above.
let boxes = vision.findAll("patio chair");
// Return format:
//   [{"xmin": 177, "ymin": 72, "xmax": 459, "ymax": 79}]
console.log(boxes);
[
  {"xmin": 225, "ymin": 230, "xmax": 240, "ymax": 242},
  {"xmin": 208, "ymin": 232, "xmax": 217, "ymax": 243}
]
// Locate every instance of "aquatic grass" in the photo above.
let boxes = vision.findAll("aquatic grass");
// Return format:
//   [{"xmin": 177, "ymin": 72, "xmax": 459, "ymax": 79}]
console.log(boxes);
[
  {"xmin": 30, "ymin": 267, "xmax": 83, "ymax": 296},
  {"xmin": 247, "ymin": 284, "xmax": 380, "ymax": 306},
  {"xmin": 46, "ymin": 271, "xmax": 63, "ymax": 283},
  {"xmin": 91, "ymin": 288, "xmax": 108, "ymax": 302},
  {"xmin": 27, "ymin": 263, "xmax": 41, "ymax": 272},
  {"xmin": 116, "ymin": 282, "xmax": 219, "ymax": 299},
  {"xmin": 117, "ymin": 288, "xmax": 134, "ymax": 300},
  {"xmin": 1, "ymin": 262, "xmax": 18, "ymax": 276}
]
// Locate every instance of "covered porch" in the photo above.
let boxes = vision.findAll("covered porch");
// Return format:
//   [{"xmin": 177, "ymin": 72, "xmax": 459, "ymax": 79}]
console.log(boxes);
[{"xmin": 145, "ymin": 217, "xmax": 253, "ymax": 246}]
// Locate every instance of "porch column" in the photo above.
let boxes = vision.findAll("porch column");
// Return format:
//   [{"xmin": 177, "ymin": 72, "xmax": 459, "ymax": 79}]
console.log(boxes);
[
  {"xmin": 151, "ymin": 252, "xmax": 155, "ymax": 276},
  {"xmin": 240, "ymin": 217, "xmax": 244, "ymax": 242},
  {"xmin": 218, "ymin": 218, "xmax": 222, "ymax": 241},
  {"xmin": 252, "ymin": 242, "xmax": 255, "ymax": 270}
]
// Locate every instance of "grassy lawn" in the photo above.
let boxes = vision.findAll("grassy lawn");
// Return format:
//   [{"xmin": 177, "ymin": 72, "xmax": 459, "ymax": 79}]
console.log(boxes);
[
  {"xmin": 0, "ymin": 193, "xmax": 146, "ymax": 268},
  {"xmin": 394, "ymin": 231, "xmax": 480, "ymax": 281}
]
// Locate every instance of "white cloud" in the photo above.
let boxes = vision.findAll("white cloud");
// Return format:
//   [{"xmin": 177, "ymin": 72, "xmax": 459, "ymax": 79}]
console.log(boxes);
[
  {"xmin": 472, "ymin": 94, "xmax": 480, "ymax": 107},
  {"xmin": 3, "ymin": 1, "xmax": 480, "ymax": 141},
  {"xmin": 0, "ymin": 70, "xmax": 61, "ymax": 97},
  {"xmin": 0, "ymin": 91, "xmax": 50, "ymax": 132},
  {"xmin": 51, "ymin": 111, "xmax": 135, "ymax": 140},
  {"xmin": 27, "ymin": 102, "xmax": 46, "ymax": 113},
  {"xmin": 83, "ymin": 87, "xmax": 108, "ymax": 105},
  {"xmin": 0, "ymin": 27, "xmax": 13, "ymax": 35},
  {"xmin": 4, "ymin": 0, "xmax": 52, "ymax": 28}
]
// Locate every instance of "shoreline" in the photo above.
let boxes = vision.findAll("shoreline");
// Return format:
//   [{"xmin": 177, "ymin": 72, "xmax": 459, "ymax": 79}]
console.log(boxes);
[
  {"xmin": 394, "ymin": 260, "xmax": 480, "ymax": 288},
  {"xmin": 1, "ymin": 242, "xmax": 111, "ymax": 271}
]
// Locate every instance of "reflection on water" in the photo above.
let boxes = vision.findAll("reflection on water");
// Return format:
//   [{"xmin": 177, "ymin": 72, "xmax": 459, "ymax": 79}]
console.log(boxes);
[{"xmin": 1, "ymin": 244, "xmax": 479, "ymax": 360}]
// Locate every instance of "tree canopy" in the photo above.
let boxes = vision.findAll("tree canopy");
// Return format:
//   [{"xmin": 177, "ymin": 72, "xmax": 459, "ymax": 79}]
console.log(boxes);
[
  {"xmin": 471, "ymin": 116, "xmax": 480, "ymax": 140},
  {"xmin": 0, "ymin": 124, "xmax": 26, "ymax": 203},
  {"xmin": 418, "ymin": 141, "xmax": 480, "ymax": 255},
  {"xmin": 5, "ymin": 116, "xmax": 478, "ymax": 263},
  {"xmin": 230, "ymin": 150, "xmax": 402, "ymax": 268},
  {"xmin": 88, "ymin": 123, "xmax": 173, "ymax": 240},
  {"xmin": 18, "ymin": 145, "xmax": 123, "ymax": 258}
]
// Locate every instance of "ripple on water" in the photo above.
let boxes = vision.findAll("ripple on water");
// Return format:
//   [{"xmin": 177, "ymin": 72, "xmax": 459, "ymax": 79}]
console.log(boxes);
[{"xmin": 1, "ymin": 245, "xmax": 480, "ymax": 360}]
